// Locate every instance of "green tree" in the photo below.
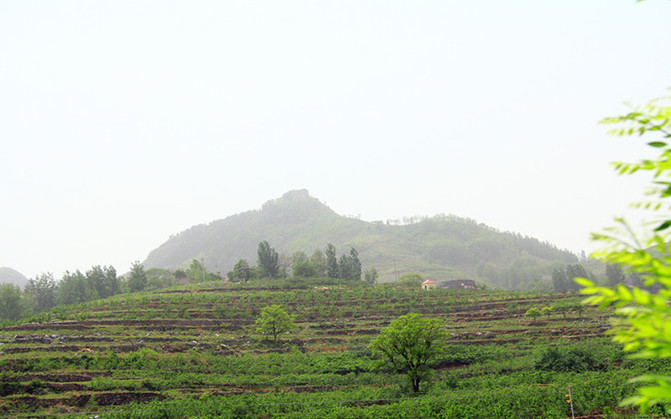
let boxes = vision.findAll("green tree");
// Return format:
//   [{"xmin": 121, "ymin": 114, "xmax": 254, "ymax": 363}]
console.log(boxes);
[
  {"xmin": 255, "ymin": 304, "xmax": 296, "ymax": 342},
  {"xmin": 349, "ymin": 247, "xmax": 362, "ymax": 281},
  {"xmin": 257, "ymin": 241, "xmax": 280, "ymax": 278},
  {"xmin": 292, "ymin": 261, "xmax": 316, "ymax": 278},
  {"xmin": 145, "ymin": 268, "xmax": 175, "ymax": 289},
  {"xmin": 552, "ymin": 265, "xmax": 587, "ymax": 293},
  {"xmin": 325, "ymin": 243, "xmax": 338, "ymax": 279},
  {"xmin": 400, "ymin": 273, "xmax": 424, "ymax": 287},
  {"xmin": 338, "ymin": 247, "xmax": 362, "ymax": 281},
  {"xmin": 0, "ymin": 283, "xmax": 23, "ymax": 321},
  {"xmin": 524, "ymin": 307, "xmax": 542, "ymax": 322},
  {"xmin": 541, "ymin": 306, "xmax": 554, "ymax": 318},
  {"xmin": 127, "ymin": 261, "xmax": 148, "ymax": 292},
  {"xmin": 86, "ymin": 265, "xmax": 118, "ymax": 299},
  {"xmin": 566, "ymin": 264, "xmax": 589, "ymax": 291},
  {"xmin": 291, "ymin": 251, "xmax": 308, "ymax": 266},
  {"xmin": 554, "ymin": 301, "xmax": 581, "ymax": 319},
  {"xmin": 56, "ymin": 270, "xmax": 96, "ymax": 305},
  {"xmin": 24, "ymin": 272, "xmax": 56, "ymax": 312},
  {"xmin": 578, "ymin": 94, "xmax": 671, "ymax": 413},
  {"xmin": 551, "ymin": 268, "xmax": 569, "ymax": 293},
  {"xmin": 187, "ymin": 259, "xmax": 207, "ymax": 281},
  {"xmin": 310, "ymin": 250, "xmax": 327, "ymax": 277},
  {"xmin": 291, "ymin": 251, "xmax": 316, "ymax": 277},
  {"xmin": 369, "ymin": 312, "xmax": 448, "ymax": 393},
  {"xmin": 233, "ymin": 259, "xmax": 252, "ymax": 283}
]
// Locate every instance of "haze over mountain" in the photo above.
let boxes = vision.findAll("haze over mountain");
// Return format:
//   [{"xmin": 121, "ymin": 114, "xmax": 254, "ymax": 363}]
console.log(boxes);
[
  {"xmin": 143, "ymin": 190, "xmax": 578, "ymax": 287},
  {"xmin": 0, "ymin": 267, "xmax": 29, "ymax": 288}
]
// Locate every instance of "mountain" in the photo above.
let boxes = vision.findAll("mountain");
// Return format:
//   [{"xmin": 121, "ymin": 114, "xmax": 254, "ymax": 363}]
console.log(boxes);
[
  {"xmin": 0, "ymin": 267, "xmax": 29, "ymax": 288},
  {"xmin": 143, "ymin": 189, "xmax": 578, "ymax": 287}
]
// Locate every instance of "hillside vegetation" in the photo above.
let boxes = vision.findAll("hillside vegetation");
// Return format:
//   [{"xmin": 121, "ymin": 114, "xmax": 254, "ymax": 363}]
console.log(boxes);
[
  {"xmin": 144, "ymin": 190, "xmax": 578, "ymax": 288},
  {"xmin": 0, "ymin": 278, "xmax": 665, "ymax": 417}
]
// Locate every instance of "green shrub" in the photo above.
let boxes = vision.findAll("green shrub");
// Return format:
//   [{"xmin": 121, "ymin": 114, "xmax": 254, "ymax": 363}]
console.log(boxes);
[
  {"xmin": 534, "ymin": 346, "xmax": 606, "ymax": 373},
  {"xmin": 0, "ymin": 381, "xmax": 20, "ymax": 396},
  {"xmin": 26, "ymin": 379, "xmax": 48, "ymax": 395}
]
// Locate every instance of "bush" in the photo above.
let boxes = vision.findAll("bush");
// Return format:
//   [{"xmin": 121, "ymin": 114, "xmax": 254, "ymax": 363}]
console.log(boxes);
[
  {"xmin": 534, "ymin": 346, "xmax": 606, "ymax": 373},
  {"xmin": 0, "ymin": 381, "xmax": 20, "ymax": 396}
]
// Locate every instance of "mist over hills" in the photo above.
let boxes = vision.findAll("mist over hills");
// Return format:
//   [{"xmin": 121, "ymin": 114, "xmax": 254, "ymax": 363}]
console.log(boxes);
[
  {"xmin": 143, "ymin": 189, "xmax": 578, "ymax": 287},
  {"xmin": 0, "ymin": 267, "xmax": 29, "ymax": 288}
]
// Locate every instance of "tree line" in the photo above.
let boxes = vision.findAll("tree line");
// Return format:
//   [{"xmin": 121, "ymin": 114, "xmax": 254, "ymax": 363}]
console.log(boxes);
[
  {"xmin": 0, "ymin": 242, "xmax": 376, "ymax": 322},
  {"xmin": 229, "ymin": 241, "xmax": 377, "ymax": 283},
  {"xmin": 0, "ymin": 265, "xmax": 122, "ymax": 322},
  {"xmin": 549, "ymin": 262, "xmax": 650, "ymax": 294},
  {"xmin": 0, "ymin": 261, "xmax": 188, "ymax": 322}
]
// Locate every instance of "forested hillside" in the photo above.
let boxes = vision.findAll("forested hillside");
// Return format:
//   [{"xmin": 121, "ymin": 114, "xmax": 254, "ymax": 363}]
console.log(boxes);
[{"xmin": 143, "ymin": 190, "xmax": 578, "ymax": 288}]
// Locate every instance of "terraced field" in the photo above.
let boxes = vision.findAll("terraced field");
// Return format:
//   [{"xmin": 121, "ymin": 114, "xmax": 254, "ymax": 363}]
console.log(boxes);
[{"xmin": 0, "ymin": 280, "xmax": 664, "ymax": 417}]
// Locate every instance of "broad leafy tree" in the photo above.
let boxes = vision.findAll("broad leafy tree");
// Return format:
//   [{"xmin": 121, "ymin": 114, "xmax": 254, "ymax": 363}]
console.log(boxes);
[
  {"xmin": 257, "ymin": 241, "xmax": 280, "ymax": 278},
  {"xmin": 255, "ymin": 304, "xmax": 296, "ymax": 342},
  {"xmin": 292, "ymin": 251, "xmax": 316, "ymax": 277},
  {"xmin": 292, "ymin": 261, "xmax": 316, "ymax": 278},
  {"xmin": 524, "ymin": 307, "xmax": 542, "ymax": 322},
  {"xmin": 369, "ymin": 313, "xmax": 448, "ymax": 393},
  {"xmin": 233, "ymin": 259, "xmax": 252, "ymax": 283}
]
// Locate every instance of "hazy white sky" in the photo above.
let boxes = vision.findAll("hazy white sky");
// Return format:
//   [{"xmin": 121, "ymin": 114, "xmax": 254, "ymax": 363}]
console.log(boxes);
[{"xmin": 2, "ymin": 1, "xmax": 670, "ymax": 279}]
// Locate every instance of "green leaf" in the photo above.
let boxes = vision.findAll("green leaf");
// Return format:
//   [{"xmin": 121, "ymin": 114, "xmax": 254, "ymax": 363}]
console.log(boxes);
[
  {"xmin": 654, "ymin": 220, "xmax": 671, "ymax": 232},
  {"xmin": 648, "ymin": 141, "xmax": 667, "ymax": 148},
  {"xmin": 574, "ymin": 277, "xmax": 594, "ymax": 287},
  {"xmin": 639, "ymin": 384, "xmax": 671, "ymax": 399}
]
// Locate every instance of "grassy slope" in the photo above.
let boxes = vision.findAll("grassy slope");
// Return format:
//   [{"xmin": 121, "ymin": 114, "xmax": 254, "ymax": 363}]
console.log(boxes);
[{"xmin": 0, "ymin": 278, "xmax": 664, "ymax": 418}]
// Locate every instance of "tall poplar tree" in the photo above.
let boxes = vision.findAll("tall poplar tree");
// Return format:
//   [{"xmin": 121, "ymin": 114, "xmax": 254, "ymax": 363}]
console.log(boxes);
[
  {"xmin": 257, "ymin": 241, "xmax": 280, "ymax": 278},
  {"xmin": 325, "ymin": 243, "xmax": 338, "ymax": 279}
]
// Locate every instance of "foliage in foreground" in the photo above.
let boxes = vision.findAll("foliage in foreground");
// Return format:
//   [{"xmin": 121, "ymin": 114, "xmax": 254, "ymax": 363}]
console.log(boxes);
[{"xmin": 580, "ymin": 93, "xmax": 671, "ymax": 413}]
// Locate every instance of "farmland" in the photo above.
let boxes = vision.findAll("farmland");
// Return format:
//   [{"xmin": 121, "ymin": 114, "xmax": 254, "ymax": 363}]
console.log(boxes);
[{"xmin": 0, "ymin": 278, "xmax": 666, "ymax": 418}]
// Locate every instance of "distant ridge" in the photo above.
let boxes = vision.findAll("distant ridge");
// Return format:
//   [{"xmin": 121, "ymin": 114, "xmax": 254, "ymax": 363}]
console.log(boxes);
[
  {"xmin": 0, "ymin": 267, "xmax": 29, "ymax": 288},
  {"xmin": 143, "ymin": 189, "xmax": 578, "ymax": 288}
]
